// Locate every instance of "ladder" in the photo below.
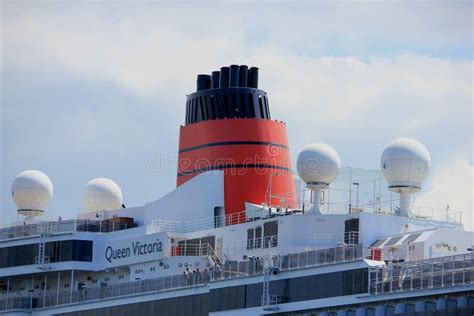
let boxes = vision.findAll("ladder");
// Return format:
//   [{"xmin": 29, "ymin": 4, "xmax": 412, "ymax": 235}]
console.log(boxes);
[
  {"xmin": 261, "ymin": 254, "xmax": 280, "ymax": 311},
  {"xmin": 36, "ymin": 222, "xmax": 51, "ymax": 270}
]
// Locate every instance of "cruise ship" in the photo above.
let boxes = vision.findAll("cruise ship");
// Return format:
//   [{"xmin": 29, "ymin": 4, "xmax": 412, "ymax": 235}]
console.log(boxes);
[{"xmin": 1, "ymin": 65, "xmax": 473, "ymax": 316}]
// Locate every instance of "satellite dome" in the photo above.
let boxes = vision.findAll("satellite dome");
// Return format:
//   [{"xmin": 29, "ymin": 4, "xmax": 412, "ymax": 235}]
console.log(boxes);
[
  {"xmin": 297, "ymin": 143, "xmax": 341, "ymax": 189},
  {"xmin": 82, "ymin": 178, "xmax": 123, "ymax": 213},
  {"xmin": 380, "ymin": 138, "xmax": 431, "ymax": 192},
  {"xmin": 12, "ymin": 170, "xmax": 53, "ymax": 217}
]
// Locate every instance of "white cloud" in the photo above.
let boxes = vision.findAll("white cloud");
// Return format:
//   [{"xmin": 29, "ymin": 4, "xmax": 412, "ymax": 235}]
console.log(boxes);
[
  {"xmin": 1, "ymin": 2, "xmax": 472, "ymax": 228},
  {"xmin": 415, "ymin": 153, "xmax": 474, "ymax": 231}
]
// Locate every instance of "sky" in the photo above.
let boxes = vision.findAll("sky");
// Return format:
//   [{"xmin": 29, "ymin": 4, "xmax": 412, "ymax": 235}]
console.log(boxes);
[{"xmin": 1, "ymin": 1, "xmax": 473, "ymax": 229}]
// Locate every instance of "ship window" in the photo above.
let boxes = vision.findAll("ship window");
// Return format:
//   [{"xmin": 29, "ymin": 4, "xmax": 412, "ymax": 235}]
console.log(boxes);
[
  {"xmin": 344, "ymin": 218, "xmax": 360, "ymax": 244},
  {"xmin": 177, "ymin": 236, "xmax": 215, "ymax": 256},
  {"xmin": 246, "ymin": 228, "xmax": 254, "ymax": 250},
  {"xmin": 254, "ymin": 226, "xmax": 262, "ymax": 248},
  {"xmin": 263, "ymin": 221, "xmax": 278, "ymax": 248},
  {"xmin": 0, "ymin": 240, "xmax": 93, "ymax": 268}
]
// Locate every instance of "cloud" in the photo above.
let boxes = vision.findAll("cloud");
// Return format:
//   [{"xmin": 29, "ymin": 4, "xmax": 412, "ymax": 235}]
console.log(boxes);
[
  {"xmin": 415, "ymin": 152, "xmax": 474, "ymax": 231},
  {"xmin": 1, "ymin": 2, "xmax": 472, "ymax": 228},
  {"xmin": 2, "ymin": 2, "xmax": 472, "ymax": 97}
]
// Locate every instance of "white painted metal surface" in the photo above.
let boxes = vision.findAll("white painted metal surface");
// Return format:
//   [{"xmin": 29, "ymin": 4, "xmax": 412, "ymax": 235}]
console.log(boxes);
[
  {"xmin": 11, "ymin": 170, "xmax": 53, "ymax": 217},
  {"xmin": 82, "ymin": 178, "xmax": 123, "ymax": 213}
]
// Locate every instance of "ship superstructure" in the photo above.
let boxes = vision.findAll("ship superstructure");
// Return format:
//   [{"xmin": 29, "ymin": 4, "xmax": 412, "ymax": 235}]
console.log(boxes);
[{"xmin": 0, "ymin": 65, "xmax": 473, "ymax": 316}]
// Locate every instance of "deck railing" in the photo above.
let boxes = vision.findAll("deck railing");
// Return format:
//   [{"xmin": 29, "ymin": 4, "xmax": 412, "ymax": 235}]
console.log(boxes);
[
  {"xmin": 0, "ymin": 219, "xmax": 136, "ymax": 241},
  {"xmin": 1, "ymin": 248, "xmax": 472, "ymax": 312},
  {"xmin": 151, "ymin": 210, "xmax": 289, "ymax": 234},
  {"xmin": 369, "ymin": 253, "xmax": 473, "ymax": 295},
  {"xmin": 1, "ymin": 236, "xmax": 469, "ymax": 313},
  {"xmin": 0, "ymin": 244, "xmax": 365, "ymax": 312}
]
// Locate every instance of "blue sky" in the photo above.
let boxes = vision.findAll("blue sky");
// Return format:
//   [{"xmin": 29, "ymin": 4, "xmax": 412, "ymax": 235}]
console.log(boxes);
[{"xmin": 1, "ymin": 2, "xmax": 473, "ymax": 228}]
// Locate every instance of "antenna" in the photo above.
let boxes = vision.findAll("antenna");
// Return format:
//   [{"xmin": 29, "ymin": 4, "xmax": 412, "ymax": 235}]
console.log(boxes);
[
  {"xmin": 297, "ymin": 143, "xmax": 341, "ymax": 214},
  {"xmin": 11, "ymin": 170, "xmax": 53, "ymax": 221},
  {"xmin": 380, "ymin": 138, "xmax": 431, "ymax": 217},
  {"xmin": 82, "ymin": 178, "xmax": 123, "ymax": 213}
]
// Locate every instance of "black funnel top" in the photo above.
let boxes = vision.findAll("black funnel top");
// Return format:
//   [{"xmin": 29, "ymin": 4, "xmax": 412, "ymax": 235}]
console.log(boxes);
[{"xmin": 185, "ymin": 65, "xmax": 270, "ymax": 125}]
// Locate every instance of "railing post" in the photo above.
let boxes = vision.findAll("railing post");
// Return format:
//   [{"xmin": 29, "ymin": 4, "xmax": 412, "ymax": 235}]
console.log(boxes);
[
  {"xmin": 451, "ymin": 256, "xmax": 455, "ymax": 286},
  {"xmin": 430, "ymin": 258, "xmax": 434, "ymax": 288},
  {"xmin": 441, "ymin": 256, "xmax": 444, "ymax": 287},
  {"xmin": 462, "ymin": 254, "xmax": 466, "ymax": 284},
  {"xmin": 420, "ymin": 261, "xmax": 424, "ymax": 289},
  {"xmin": 5, "ymin": 278, "xmax": 9, "ymax": 311},
  {"xmin": 70, "ymin": 270, "xmax": 74, "ymax": 304},
  {"xmin": 375, "ymin": 267, "xmax": 378, "ymax": 295},
  {"xmin": 381, "ymin": 267, "xmax": 384, "ymax": 294},
  {"xmin": 389, "ymin": 266, "xmax": 393, "ymax": 293}
]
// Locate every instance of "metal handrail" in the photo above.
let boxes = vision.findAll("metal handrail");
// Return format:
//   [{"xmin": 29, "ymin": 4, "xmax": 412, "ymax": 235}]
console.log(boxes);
[
  {"xmin": 369, "ymin": 253, "xmax": 473, "ymax": 295},
  {"xmin": 2, "ymin": 248, "xmax": 471, "ymax": 312},
  {"xmin": 0, "ymin": 219, "xmax": 135, "ymax": 241},
  {"xmin": 0, "ymin": 244, "xmax": 364, "ymax": 312}
]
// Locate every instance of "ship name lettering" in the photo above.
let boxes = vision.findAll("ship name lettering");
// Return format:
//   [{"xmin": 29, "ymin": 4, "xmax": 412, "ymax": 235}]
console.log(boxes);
[{"xmin": 105, "ymin": 238, "xmax": 162, "ymax": 263}]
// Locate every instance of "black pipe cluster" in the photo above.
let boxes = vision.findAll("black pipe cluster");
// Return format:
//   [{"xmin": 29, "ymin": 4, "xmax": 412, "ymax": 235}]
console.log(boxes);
[
  {"xmin": 186, "ymin": 65, "xmax": 269, "ymax": 125},
  {"xmin": 196, "ymin": 65, "xmax": 259, "ymax": 91}
]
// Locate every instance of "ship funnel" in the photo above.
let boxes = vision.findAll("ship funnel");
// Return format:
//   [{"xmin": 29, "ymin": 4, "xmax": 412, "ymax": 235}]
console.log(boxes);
[{"xmin": 179, "ymin": 65, "xmax": 297, "ymax": 221}]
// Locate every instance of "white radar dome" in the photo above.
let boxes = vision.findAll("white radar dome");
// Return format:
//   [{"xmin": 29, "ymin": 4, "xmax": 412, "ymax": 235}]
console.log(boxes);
[
  {"xmin": 82, "ymin": 178, "xmax": 123, "ymax": 213},
  {"xmin": 380, "ymin": 138, "xmax": 431, "ymax": 193},
  {"xmin": 12, "ymin": 170, "xmax": 53, "ymax": 217},
  {"xmin": 297, "ymin": 143, "xmax": 341, "ymax": 189}
]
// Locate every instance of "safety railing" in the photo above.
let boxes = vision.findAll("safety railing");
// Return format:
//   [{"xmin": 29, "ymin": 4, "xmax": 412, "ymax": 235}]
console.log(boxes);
[
  {"xmin": 0, "ymin": 274, "xmax": 208, "ymax": 312},
  {"xmin": 0, "ymin": 244, "xmax": 365, "ymax": 312},
  {"xmin": 369, "ymin": 253, "xmax": 473, "ymax": 295},
  {"xmin": 220, "ymin": 231, "xmax": 360, "ymax": 256},
  {"xmin": 170, "ymin": 243, "xmax": 222, "ymax": 265},
  {"xmin": 151, "ymin": 209, "xmax": 300, "ymax": 234},
  {"xmin": 210, "ymin": 244, "xmax": 365, "ymax": 281},
  {"xmin": 0, "ymin": 219, "xmax": 137, "ymax": 241},
  {"xmin": 2, "ymin": 248, "xmax": 471, "ymax": 312},
  {"xmin": 411, "ymin": 206, "xmax": 463, "ymax": 224}
]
